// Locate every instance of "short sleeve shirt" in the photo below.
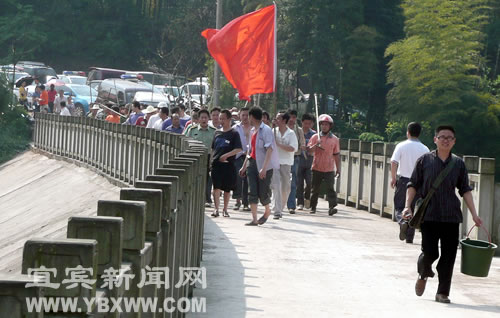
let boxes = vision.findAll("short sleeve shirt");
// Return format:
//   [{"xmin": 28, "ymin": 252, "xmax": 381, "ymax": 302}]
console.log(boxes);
[
  {"xmin": 273, "ymin": 127, "xmax": 298, "ymax": 165},
  {"xmin": 39, "ymin": 91, "xmax": 49, "ymax": 105},
  {"xmin": 307, "ymin": 132, "xmax": 340, "ymax": 172},
  {"xmin": 391, "ymin": 139, "xmax": 430, "ymax": 178},
  {"xmin": 211, "ymin": 129, "xmax": 242, "ymax": 164},
  {"xmin": 186, "ymin": 125, "xmax": 216, "ymax": 149}
]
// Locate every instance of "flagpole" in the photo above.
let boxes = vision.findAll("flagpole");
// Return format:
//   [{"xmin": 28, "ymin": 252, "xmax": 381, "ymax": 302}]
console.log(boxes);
[{"xmin": 212, "ymin": 0, "xmax": 223, "ymax": 108}]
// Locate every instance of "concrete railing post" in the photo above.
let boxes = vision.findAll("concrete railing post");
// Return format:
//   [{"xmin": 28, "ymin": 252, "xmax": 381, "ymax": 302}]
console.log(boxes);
[
  {"xmin": 357, "ymin": 141, "xmax": 371, "ymax": 209},
  {"xmin": 21, "ymin": 238, "xmax": 98, "ymax": 314},
  {"xmin": 346, "ymin": 139, "xmax": 360, "ymax": 206},
  {"xmin": 382, "ymin": 143, "xmax": 395, "ymax": 218},
  {"xmin": 0, "ymin": 275, "xmax": 44, "ymax": 318}
]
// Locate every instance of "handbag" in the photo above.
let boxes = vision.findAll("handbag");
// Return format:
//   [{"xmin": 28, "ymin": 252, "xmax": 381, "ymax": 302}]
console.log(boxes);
[{"xmin": 409, "ymin": 156, "xmax": 456, "ymax": 229}]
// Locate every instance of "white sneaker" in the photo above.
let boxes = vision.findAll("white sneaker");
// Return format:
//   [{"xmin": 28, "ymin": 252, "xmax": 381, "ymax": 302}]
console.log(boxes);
[{"xmin": 297, "ymin": 205, "xmax": 304, "ymax": 210}]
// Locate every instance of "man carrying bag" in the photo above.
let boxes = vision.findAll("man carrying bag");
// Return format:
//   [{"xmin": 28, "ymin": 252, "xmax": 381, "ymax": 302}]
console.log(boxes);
[{"xmin": 402, "ymin": 125, "xmax": 482, "ymax": 304}]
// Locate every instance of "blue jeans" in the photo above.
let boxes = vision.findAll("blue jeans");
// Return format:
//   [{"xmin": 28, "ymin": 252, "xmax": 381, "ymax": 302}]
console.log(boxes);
[
  {"xmin": 296, "ymin": 155, "xmax": 313, "ymax": 205},
  {"xmin": 287, "ymin": 156, "xmax": 299, "ymax": 209}
]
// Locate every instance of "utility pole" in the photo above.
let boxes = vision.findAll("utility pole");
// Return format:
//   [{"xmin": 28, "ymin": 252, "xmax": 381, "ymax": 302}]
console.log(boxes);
[
  {"xmin": 494, "ymin": 43, "xmax": 500, "ymax": 80},
  {"xmin": 212, "ymin": 0, "xmax": 223, "ymax": 108}
]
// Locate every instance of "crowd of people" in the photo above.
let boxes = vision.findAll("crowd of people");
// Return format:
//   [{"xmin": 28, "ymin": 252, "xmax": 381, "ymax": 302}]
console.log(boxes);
[
  {"xmin": 88, "ymin": 99, "xmax": 342, "ymax": 224},
  {"xmin": 183, "ymin": 105, "xmax": 341, "ymax": 225},
  {"xmin": 36, "ymin": 88, "xmax": 487, "ymax": 304},
  {"xmin": 19, "ymin": 79, "xmax": 76, "ymax": 116}
]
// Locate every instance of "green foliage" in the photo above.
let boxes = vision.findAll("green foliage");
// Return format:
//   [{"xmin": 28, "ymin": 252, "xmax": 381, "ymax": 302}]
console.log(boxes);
[
  {"xmin": 385, "ymin": 120, "xmax": 433, "ymax": 147},
  {"xmin": 358, "ymin": 132, "xmax": 385, "ymax": 142},
  {"xmin": 0, "ymin": 76, "xmax": 32, "ymax": 164},
  {"xmin": 385, "ymin": 0, "xmax": 490, "ymax": 120},
  {"xmin": 0, "ymin": 1, "xmax": 47, "ymax": 64},
  {"xmin": 241, "ymin": 0, "xmax": 273, "ymax": 13},
  {"xmin": 385, "ymin": 121, "xmax": 407, "ymax": 142},
  {"xmin": 385, "ymin": 0, "xmax": 500, "ymax": 178}
]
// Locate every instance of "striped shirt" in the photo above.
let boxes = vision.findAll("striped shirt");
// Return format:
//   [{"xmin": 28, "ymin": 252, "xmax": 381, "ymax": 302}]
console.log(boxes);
[{"xmin": 407, "ymin": 150, "xmax": 472, "ymax": 223}]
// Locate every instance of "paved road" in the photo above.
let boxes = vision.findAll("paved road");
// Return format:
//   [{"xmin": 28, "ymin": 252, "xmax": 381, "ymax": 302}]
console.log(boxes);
[
  {"xmin": 0, "ymin": 151, "xmax": 120, "ymax": 273},
  {"xmin": 189, "ymin": 201, "xmax": 500, "ymax": 317}
]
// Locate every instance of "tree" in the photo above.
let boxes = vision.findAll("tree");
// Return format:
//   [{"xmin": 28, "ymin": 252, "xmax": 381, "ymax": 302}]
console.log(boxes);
[
  {"xmin": 0, "ymin": 2, "xmax": 47, "ymax": 65},
  {"xmin": 385, "ymin": 0, "xmax": 500, "ymax": 177},
  {"xmin": 385, "ymin": 0, "xmax": 490, "ymax": 120}
]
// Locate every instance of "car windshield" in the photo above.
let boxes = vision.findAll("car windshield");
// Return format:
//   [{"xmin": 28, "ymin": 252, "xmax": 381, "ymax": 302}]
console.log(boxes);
[
  {"xmin": 184, "ymin": 84, "xmax": 206, "ymax": 95},
  {"xmin": 137, "ymin": 81, "xmax": 164, "ymax": 95},
  {"xmin": 70, "ymin": 85, "xmax": 98, "ymax": 97},
  {"xmin": 3, "ymin": 72, "xmax": 30, "ymax": 83},
  {"xmin": 125, "ymin": 89, "xmax": 151, "ymax": 103},
  {"xmin": 164, "ymin": 86, "xmax": 179, "ymax": 97},
  {"xmin": 33, "ymin": 68, "xmax": 57, "ymax": 79},
  {"xmin": 69, "ymin": 77, "xmax": 87, "ymax": 85}
]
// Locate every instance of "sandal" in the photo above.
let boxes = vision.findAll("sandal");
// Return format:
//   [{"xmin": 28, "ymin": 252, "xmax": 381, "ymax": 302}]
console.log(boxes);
[
  {"xmin": 211, "ymin": 210, "xmax": 220, "ymax": 217},
  {"xmin": 245, "ymin": 221, "xmax": 259, "ymax": 226},
  {"xmin": 258, "ymin": 215, "xmax": 269, "ymax": 225},
  {"xmin": 223, "ymin": 210, "xmax": 230, "ymax": 217}
]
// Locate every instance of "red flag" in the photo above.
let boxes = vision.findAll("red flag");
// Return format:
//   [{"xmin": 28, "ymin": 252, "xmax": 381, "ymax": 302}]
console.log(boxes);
[{"xmin": 201, "ymin": 5, "xmax": 276, "ymax": 101}]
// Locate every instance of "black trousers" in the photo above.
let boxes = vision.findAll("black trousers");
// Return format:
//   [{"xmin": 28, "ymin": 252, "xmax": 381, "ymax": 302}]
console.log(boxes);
[
  {"xmin": 232, "ymin": 156, "xmax": 249, "ymax": 206},
  {"xmin": 418, "ymin": 221, "xmax": 459, "ymax": 296},
  {"xmin": 310, "ymin": 170, "xmax": 337, "ymax": 209},
  {"xmin": 394, "ymin": 176, "xmax": 415, "ymax": 241}
]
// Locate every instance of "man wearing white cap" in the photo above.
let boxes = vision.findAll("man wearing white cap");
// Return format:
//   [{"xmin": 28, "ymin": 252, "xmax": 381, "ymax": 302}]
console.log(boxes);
[
  {"xmin": 88, "ymin": 104, "xmax": 101, "ymax": 119},
  {"xmin": 146, "ymin": 102, "xmax": 166, "ymax": 129},
  {"xmin": 136, "ymin": 105, "xmax": 157, "ymax": 127}
]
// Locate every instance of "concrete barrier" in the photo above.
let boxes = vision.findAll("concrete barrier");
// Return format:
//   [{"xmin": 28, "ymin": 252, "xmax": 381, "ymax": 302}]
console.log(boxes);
[
  {"xmin": 0, "ymin": 113, "xmax": 209, "ymax": 317},
  {"xmin": 336, "ymin": 139, "xmax": 498, "ymax": 250}
]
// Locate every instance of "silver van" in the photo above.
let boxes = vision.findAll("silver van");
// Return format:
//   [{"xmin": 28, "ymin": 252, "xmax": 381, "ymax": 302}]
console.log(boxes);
[{"xmin": 96, "ymin": 79, "xmax": 153, "ymax": 106}]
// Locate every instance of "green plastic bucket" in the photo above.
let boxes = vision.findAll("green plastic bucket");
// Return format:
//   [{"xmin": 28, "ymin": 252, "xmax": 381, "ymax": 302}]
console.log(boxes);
[{"xmin": 460, "ymin": 225, "xmax": 497, "ymax": 277}]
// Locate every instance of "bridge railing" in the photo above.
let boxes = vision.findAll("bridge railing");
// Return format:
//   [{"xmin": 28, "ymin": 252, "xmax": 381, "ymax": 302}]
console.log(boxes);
[
  {"xmin": 336, "ymin": 139, "xmax": 498, "ymax": 250},
  {"xmin": 1, "ymin": 113, "xmax": 208, "ymax": 318}
]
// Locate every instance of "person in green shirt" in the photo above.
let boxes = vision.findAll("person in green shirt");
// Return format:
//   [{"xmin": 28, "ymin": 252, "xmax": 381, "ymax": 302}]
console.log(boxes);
[{"xmin": 185, "ymin": 109, "xmax": 216, "ymax": 206}]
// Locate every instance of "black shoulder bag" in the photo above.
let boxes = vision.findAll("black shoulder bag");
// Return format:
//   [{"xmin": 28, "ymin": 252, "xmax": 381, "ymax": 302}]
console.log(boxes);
[{"xmin": 409, "ymin": 156, "xmax": 456, "ymax": 229}]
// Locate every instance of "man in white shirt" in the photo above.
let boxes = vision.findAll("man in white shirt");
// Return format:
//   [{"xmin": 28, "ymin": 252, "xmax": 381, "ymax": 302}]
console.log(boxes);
[
  {"xmin": 153, "ymin": 107, "xmax": 169, "ymax": 130},
  {"xmin": 59, "ymin": 101, "xmax": 71, "ymax": 116},
  {"xmin": 53, "ymin": 90, "xmax": 67, "ymax": 114},
  {"xmin": 147, "ymin": 102, "xmax": 167, "ymax": 129},
  {"xmin": 272, "ymin": 111, "xmax": 298, "ymax": 219},
  {"xmin": 391, "ymin": 122, "xmax": 430, "ymax": 243}
]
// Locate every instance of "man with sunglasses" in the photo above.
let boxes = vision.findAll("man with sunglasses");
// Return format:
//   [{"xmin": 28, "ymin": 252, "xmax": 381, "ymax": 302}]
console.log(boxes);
[{"xmin": 403, "ymin": 125, "xmax": 482, "ymax": 304}]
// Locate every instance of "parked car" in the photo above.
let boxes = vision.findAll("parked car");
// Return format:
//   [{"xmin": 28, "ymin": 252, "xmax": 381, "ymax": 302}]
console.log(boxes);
[
  {"xmin": 14, "ymin": 61, "xmax": 57, "ymax": 84},
  {"xmin": 96, "ymin": 79, "xmax": 154, "ymax": 106},
  {"xmin": 179, "ymin": 81, "xmax": 210, "ymax": 105},
  {"xmin": 87, "ymin": 67, "xmax": 127, "ymax": 84},
  {"xmin": 61, "ymin": 84, "xmax": 98, "ymax": 116},
  {"xmin": 120, "ymin": 75, "xmax": 166, "ymax": 96},
  {"xmin": 133, "ymin": 91, "xmax": 169, "ymax": 107},
  {"xmin": 161, "ymin": 85, "xmax": 180, "ymax": 98},
  {"xmin": 125, "ymin": 71, "xmax": 174, "ymax": 85},
  {"xmin": 59, "ymin": 75, "xmax": 87, "ymax": 85}
]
